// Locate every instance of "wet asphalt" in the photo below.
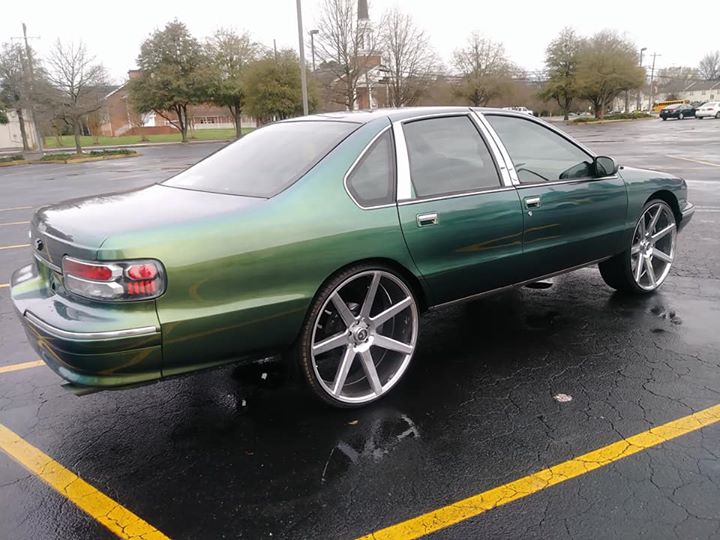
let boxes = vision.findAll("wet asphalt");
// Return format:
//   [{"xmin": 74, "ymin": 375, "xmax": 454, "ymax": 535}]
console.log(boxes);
[{"xmin": 1, "ymin": 118, "xmax": 719, "ymax": 539}]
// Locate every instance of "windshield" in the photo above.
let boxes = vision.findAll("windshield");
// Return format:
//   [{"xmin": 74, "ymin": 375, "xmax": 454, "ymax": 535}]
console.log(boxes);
[{"xmin": 164, "ymin": 121, "xmax": 359, "ymax": 197}]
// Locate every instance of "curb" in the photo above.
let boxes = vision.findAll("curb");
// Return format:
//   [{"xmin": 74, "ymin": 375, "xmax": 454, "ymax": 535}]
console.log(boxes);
[{"xmin": 32, "ymin": 153, "xmax": 141, "ymax": 165}]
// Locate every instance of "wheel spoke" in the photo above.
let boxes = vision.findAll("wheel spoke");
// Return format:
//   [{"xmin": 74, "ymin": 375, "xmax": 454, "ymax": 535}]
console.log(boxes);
[
  {"xmin": 648, "ymin": 206, "xmax": 662, "ymax": 232},
  {"xmin": 370, "ymin": 296, "xmax": 412, "ymax": 326},
  {"xmin": 631, "ymin": 243, "xmax": 642, "ymax": 255},
  {"xmin": 331, "ymin": 346, "xmax": 356, "ymax": 395},
  {"xmin": 360, "ymin": 272, "xmax": 381, "ymax": 319},
  {"xmin": 646, "ymin": 259, "xmax": 657, "ymax": 287},
  {"xmin": 652, "ymin": 223, "xmax": 675, "ymax": 242},
  {"xmin": 359, "ymin": 349, "xmax": 382, "ymax": 395},
  {"xmin": 373, "ymin": 333, "xmax": 414, "ymax": 354},
  {"xmin": 313, "ymin": 332, "xmax": 349, "ymax": 355},
  {"xmin": 634, "ymin": 254, "xmax": 644, "ymax": 282},
  {"xmin": 331, "ymin": 292, "xmax": 357, "ymax": 328},
  {"xmin": 639, "ymin": 214, "xmax": 646, "ymax": 237},
  {"xmin": 653, "ymin": 248, "xmax": 673, "ymax": 264}
]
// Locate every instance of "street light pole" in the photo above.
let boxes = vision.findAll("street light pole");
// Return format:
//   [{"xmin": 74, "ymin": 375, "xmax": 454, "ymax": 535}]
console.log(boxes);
[
  {"xmin": 637, "ymin": 47, "xmax": 647, "ymax": 111},
  {"xmin": 295, "ymin": 0, "xmax": 309, "ymax": 116},
  {"xmin": 648, "ymin": 52, "xmax": 660, "ymax": 112},
  {"xmin": 309, "ymin": 29, "xmax": 319, "ymax": 72}
]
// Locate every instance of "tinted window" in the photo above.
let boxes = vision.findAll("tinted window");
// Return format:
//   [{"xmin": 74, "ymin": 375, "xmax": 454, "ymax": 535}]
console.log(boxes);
[
  {"xmin": 165, "ymin": 121, "xmax": 358, "ymax": 197},
  {"xmin": 346, "ymin": 130, "xmax": 395, "ymax": 207},
  {"xmin": 403, "ymin": 116, "xmax": 501, "ymax": 198},
  {"xmin": 486, "ymin": 115, "xmax": 594, "ymax": 183}
]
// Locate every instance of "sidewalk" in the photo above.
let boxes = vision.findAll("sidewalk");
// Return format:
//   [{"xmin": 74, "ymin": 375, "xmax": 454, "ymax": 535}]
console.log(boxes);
[{"xmin": 0, "ymin": 138, "xmax": 231, "ymax": 157}]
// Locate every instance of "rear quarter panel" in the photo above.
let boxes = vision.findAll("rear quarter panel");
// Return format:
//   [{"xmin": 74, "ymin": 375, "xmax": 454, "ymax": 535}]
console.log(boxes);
[{"xmin": 98, "ymin": 119, "xmax": 422, "ymax": 375}]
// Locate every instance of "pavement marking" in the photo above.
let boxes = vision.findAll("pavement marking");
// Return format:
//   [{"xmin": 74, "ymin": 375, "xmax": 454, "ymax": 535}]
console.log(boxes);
[
  {"xmin": 0, "ymin": 221, "xmax": 30, "ymax": 226},
  {"xmin": 0, "ymin": 283, "xmax": 8, "ymax": 289},
  {"xmin": 359, "ymin": 403, "xmax": 720, "ymax": 540},
  {"xmin": 0, "ymin": 243, "xmax": 30, "ymax": 251},
  {"xmin": 0, "ymin": 205, "xmax": 32, "ymax": 213},
  {"xmin": 0, "ymin": 360, "xmax": 44, "ymax": 374},
  {"xmin": 669, "ymin": 155, "xmax": 720, "ymax": 168},
  {"xmin": 0, "ymin": 423, "xmax": 170, "ymax": 540}
]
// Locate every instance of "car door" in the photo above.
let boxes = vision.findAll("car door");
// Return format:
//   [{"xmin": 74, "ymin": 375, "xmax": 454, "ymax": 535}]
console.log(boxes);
[
  {"xmin": 481, "ymin": 113, "xmax": 628, "ymax": 280},
  {"xmin": 395, "ymin": 113, "xmax": 525, "ymax": 305}
]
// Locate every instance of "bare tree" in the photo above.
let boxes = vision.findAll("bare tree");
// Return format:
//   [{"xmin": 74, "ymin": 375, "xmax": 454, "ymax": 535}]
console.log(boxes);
[
  {"xmin": 46, "ymin": 40, "xmax": 108, "ymax": 154},
  {"xmin": 379, "ymin": 8, "xmax": 438, "ymax": 107},
  {"xmin": 698, "ymin": 51, "xmax": 720, "ymax": 81},
  {"xmin": 315, "ymin": 0, "xmax": 379, "ymax": 110},
  {"xmin": 453, "ymin": 33, "xmax": 514, "ymax": 106}
]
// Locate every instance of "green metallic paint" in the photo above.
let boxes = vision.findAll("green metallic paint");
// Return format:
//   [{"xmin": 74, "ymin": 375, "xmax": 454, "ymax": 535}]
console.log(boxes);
[
  {"xmin": 398, "ymin": 190, "xmax": 524, "ymax": 305},
  {"xmin": 516, "ymin": 177, "xmax": 628, "ymax": 278},
  {"xmin": 9, "ymin": 108, "xmax": 694, "ymax": 392}
]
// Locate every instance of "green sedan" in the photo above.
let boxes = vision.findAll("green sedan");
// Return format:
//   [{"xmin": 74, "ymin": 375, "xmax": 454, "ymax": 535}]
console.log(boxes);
[{"xmin": 11, "ymin": 107, "xmax": 695, "ymax": 407}]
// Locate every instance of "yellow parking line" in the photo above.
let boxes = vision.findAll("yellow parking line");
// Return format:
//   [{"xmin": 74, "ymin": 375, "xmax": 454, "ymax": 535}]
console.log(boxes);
[
  {"xmin": 0, "ymin": 423, "xmax": 169, "ymax": 539},
  {"xmin": 669, "ymin": 155, "xmax": 720, "ymax": 168},
  {"xmin": 0, "ymin": 360, "xmax": 44, "ymax": 374},
  {"xmin": 0, "ymin": 243, "xmax": 29, "ymax": 250},
  {"xmin": 0, "ymin": 221, "xmax": 30, "ymax": 226},
  {"xmin": 0, "ymin": 205, "xmax": 32, "ymax": 213},
  {"xmin": 359, "ymin": 403, "xmax": 720, "ymax": 540},
  {"xmin": 0, "ymin": 283, "xmax": 8, "ymax": 289}
]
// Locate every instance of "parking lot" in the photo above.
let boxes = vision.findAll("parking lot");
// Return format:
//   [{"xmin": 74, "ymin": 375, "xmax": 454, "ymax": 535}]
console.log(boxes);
[{"xmin": 1, "ymin": 117, "xmax": 720, "ymax": 539}]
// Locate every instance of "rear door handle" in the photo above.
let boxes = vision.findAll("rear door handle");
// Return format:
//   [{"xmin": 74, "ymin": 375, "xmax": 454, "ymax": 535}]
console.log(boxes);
[
  {"xmin": 416, "ymin": 212, "xmax": 438, "ymax": 227},
  {"xmin": 524, "ymin": 196, "xmax": 541, "ymax": 208}
]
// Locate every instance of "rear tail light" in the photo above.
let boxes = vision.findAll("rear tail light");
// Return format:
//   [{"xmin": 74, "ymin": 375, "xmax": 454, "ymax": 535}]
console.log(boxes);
[{"xmin": 61, "ymin": 257, "xmax": 166, "ymax": 301}]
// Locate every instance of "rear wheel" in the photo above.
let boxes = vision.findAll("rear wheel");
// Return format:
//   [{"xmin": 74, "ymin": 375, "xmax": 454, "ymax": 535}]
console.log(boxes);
[
  {"xmin": 296, "ymin": 264, "xmax": 419, "ymax": 408},
  {"xmin": 599, "ymin": 200, "xmax": 677, "ymax": 294},
  {"xmin": 716, "ymin": 112, "xmax": 720, "ymax": 119},
  {"xmin": 678, "ymin": 113, "xmax": 684, "ymax": 120}
]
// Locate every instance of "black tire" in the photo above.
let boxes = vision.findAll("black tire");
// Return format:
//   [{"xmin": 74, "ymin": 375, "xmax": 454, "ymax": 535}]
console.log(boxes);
[
  {"xmin": 662, "ymin": 117, "xmax": 667, "ymax": 121},
  {"xmin": 697, "ymin": 116, "xmax": 703, "ymax": 120},
  {"xmin": 294, "ymin": 263, "xmax": 419, "ymax": 408},
  {"xmin": 599, "ymin": 199, "xmax": 674, "ymax": 295},
  {"xmin": 716, "ymin": 112, "xmax": 720, "ymax": 119}
]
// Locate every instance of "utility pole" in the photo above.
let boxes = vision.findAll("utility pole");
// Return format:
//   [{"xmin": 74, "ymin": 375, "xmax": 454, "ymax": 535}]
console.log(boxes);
[
  {"xmin": 13, "ymin": 23, "xmax": 44, "ymax": 154},
  {"xmin": 637, "ymin": 47, "xmax": 647, "ymax": 111},
  {"xmin": 648, "ymin": 53, "xmax": 660, "ymax": 112},
  {"xmin": 295, "ymin": 0, "xmax": 309, "ymax": 116}
]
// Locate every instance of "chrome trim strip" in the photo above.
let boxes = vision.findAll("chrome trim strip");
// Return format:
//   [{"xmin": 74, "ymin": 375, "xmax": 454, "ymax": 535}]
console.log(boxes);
[
  {"xmin": 473, "ymin": 111, "xmax": 520, "ymax": 185},
  {"xmin": 343, "ymin": 125, "xmax": 396, "ymax": 210},
  {"xmin": 393, "ymin": 121, "xmax": 413, "ymax": 201},
  {"xmin": 24, "ymin": 311, "xmax": 159, "ymax": 342},
  {"xmin": 33, "ymin": 252, "xmax": 61, "ymax": 273},
  {"xmin": 431, "ymin": 257, "xmax": 611, "ymax": 310},
  {"xmin": 397, "ymin": 186, "xmax": 516, "ymax": 206}
]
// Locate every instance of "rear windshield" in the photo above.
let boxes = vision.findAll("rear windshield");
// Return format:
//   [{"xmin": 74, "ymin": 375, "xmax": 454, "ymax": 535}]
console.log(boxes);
[{"xmin": 164, "ymin": 121, "xmax": 359, "ymax": 197}]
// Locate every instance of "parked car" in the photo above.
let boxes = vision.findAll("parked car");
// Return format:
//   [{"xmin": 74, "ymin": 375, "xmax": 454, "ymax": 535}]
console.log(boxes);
[
  {"xmin": 11, "ymin": 107, "xmax": 694, "ymax": 408},
  {"xmin": 695, "ymin": 101, "xmax": 720, "ymax": 119},
  {"xmin": 502, "ymin": 106, "xmax": 535, "ymax": 116},
  {"xmin": 660, "ymin": 103, "xmax": 696, "ymax": 120}
]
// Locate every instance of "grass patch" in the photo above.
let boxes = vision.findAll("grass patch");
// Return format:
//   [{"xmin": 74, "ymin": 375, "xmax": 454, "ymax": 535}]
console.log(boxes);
[
  {"xmin": 573, "ymin": 112, "xmax": 653, "ymax": 123},
  {"xmin": 40, "ymin": 149, "xmax": 137, "ymax": 162},
  {"xmin": 0, "ymin": 154, "xmax": 24, "ymax": 163},
  {"xmin": 43, "ymin": 128, "xmax": 252, "ymax": 148}
]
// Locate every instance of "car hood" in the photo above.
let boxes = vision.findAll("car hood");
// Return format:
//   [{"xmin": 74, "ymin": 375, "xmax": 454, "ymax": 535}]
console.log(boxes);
[{"xmin": 31, "ymin": 184, "xmax": 265, "ymax": 266}]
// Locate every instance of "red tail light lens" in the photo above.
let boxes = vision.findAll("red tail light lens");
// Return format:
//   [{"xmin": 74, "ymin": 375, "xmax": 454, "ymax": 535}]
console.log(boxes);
[
  {"xmin": 62, "ymin": 257, "xmax": 165, "ymax": 302},
  {"xmin": 62, "ymin": 259, "xmax": 115, "ymax": 281}
]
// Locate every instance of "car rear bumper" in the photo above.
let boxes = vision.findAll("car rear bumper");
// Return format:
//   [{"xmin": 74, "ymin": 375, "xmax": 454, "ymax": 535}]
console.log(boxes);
[{"xmin": 10, "ymin": 263, "xmax": 163, "ymax": 388}]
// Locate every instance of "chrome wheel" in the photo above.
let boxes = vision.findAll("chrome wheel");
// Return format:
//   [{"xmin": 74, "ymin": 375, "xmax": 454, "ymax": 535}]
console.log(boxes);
[
  {"xmin": 310, "ymin": 270, "xmax": 418, "ymax": 405},
  {"xmin": 678, "ymin": 113, "xmax": 684, "ymax": 120},
  {"xmin": 630, "ymin": 202, "xmax": 677, "ymax": 291}
]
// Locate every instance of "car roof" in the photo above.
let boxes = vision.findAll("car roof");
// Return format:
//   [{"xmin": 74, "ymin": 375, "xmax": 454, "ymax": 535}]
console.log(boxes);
[{"xmin": 288, "ymin": 106, "xmax": 522, "ymax": 125}]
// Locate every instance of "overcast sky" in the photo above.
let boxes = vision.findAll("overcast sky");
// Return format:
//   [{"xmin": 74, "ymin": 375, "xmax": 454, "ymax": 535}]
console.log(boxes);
[{"xmin": 2, "ymin": 0, "xmax": 717, "ymax": 83}]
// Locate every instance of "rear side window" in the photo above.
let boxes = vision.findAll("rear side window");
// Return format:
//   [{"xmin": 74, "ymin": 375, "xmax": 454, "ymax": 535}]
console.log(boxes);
[
  {"xmin": 346, "ymin": 130, "xmax": 395, "ymax": 207},
  {"xmin": 403, "ymin": 116, "xmax": 501, "ymax": 198},
  {"xmin": 164, "ymin": 121, "xmax": 359, "ymax": 197}
]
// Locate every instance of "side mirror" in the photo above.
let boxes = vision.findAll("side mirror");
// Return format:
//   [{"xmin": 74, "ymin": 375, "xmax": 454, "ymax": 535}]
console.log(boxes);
[{"xmin": 594, "ymin": 156, "xmax": 619, "ymax": 177}]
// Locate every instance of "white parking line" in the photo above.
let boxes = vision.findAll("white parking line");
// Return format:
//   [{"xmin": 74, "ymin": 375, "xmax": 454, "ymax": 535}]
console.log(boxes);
[{"xmin": 670, "ymin": 156, "xmax": 720, "ymax": 168}]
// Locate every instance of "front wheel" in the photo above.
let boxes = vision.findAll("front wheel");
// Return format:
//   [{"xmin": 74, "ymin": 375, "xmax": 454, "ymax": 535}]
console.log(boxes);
[
  {"xmin": 599, "ymin": 200, "xmax": 677, "ymax": 294},
  {"xmin": 678, "ymin": 113, "xmax": 684, "ymax": 120},
  {"xmin": 296, "ymin": 264, "xmax": 419, "ymax": 408}
]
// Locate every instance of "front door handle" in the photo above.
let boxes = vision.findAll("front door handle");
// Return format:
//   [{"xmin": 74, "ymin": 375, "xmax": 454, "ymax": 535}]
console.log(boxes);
[
  {"xmin": 416, "ymin": 212, "xmax": 439, "ymax": 227},
  {"xmin": 524, "ymin": 196, "xmax": 541, "ymax": 208}
]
